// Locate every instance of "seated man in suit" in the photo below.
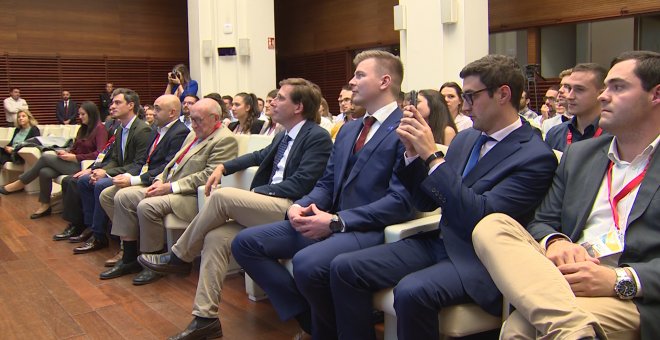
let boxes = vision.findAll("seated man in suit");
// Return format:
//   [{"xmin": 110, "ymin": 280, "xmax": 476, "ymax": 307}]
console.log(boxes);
[
  {"xmin": 231, "ymin": 50, "xmax": 415, "ymax": 339},
  {"xmin": 99, "ymin": 98, "xmax": 238, "ymax": 284},
  {"xmin": 545, "ymin": 63, "xmax": 608, "ymax": 152},
  {"xmin": 473, "ymin": 51, "xmax": 660, "ymax": 339},
  {"xmin": 330, "ymin": 55, "xmax": 559, "ymax": 340},
  {"xmin": 138, "ymin": 78, "xmax": 333, "ymax": 339},
  {"xmin": 56, "ymin": 90, "xmax": 78, "ymax": 124},
  {"xmin": 73, "ymin": 88, "xmax": 153, "ymax": 254},
  {"xmin": 97, "ymin": 94, "xmax": 189, "ymax": 266}
]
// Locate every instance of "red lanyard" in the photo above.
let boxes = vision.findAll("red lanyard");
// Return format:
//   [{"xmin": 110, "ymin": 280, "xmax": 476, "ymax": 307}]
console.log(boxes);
[
  {"xmin": 175, "ymin": 122, "xmax": 221, "ymax": 164},
  {"xmin": 567, "ymin": 127, "xmax": 602, "ymax": 145},
  {"xmin": 101, "ymin": 135, "xmax": 115, "ymax": 151},
  {"xmin": 606, "ymin": 158, "xmax": 650, "ymax": 231},
  {"xmin": 146, "ymin": 133, "xmax": 161, "ymax": 164}
]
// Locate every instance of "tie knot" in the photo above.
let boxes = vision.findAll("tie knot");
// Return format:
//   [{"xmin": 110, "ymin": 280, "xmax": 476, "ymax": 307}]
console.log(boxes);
[
  {"xmin": 363, "ymin": 116, "xmax": 376, "ymax": 128},
  {"xmin": 477, "ymin": 134, "xmax": 493, "ymax": 146}
]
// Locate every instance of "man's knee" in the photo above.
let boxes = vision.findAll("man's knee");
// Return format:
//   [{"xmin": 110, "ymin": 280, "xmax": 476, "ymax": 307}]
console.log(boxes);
[
  {"xmin": 292, "ymin": 246, "xmax": 330, "ymax": 288},
  {"xmin": 472, "ymin": 213, "xmax": 521, "ymax": 249},
  {"xmin": 393, "ymin": 275, "xmax": 428, "ymax": 313}
]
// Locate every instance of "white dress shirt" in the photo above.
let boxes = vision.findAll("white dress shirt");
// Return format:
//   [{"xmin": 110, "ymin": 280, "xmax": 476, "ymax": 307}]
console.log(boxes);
[{"xmin": 271, "ymin": 120, "xmax": 305, "ymax": 185}]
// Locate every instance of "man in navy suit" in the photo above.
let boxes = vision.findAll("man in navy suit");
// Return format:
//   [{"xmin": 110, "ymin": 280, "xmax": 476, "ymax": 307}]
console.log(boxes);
[
  {"xmin": 138, "ymin": 78, "xmax": 333, "ymax": 340},
  {"xmin": 329, "ymin": 55, "xmax": 559, "ymax": 340},
  {"xmin": 56, "ymin": 90, "xmax": 78, "ymax": 124},
  {"xmin": 231, "ymin": 50, "xmax": 414, "ymax": 339}
]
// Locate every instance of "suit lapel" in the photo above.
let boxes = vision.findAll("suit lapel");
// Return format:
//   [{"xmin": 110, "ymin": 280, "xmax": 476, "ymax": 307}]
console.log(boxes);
[
  {"xmin": 571, "ymin": 144, "xmax": 611, "ymax": 239},
  {"xmin": 343, "ymin": 110, "xmax": 402, "ymax": 186},
  {"xmin": 332, "ymin": 122, "xmax": 362, "ymax": 205},
  {"xmin": 627, "ymin": 151, "xmax": 660, "ymax": 228},
  {"xmin": 284, "ymin": 122, "xmax": 311, "ymax": 171}
]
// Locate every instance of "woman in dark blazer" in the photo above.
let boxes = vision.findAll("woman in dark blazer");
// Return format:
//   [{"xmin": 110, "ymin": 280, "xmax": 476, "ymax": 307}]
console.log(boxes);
[
  {"xmin": 0, "ymin": 101, "xmax": 108, "ymax": 219},
  {"xmin": 227, "ymin": 92, "xmax": 264, "ymax": 135},
  {"xmin": 0, "ymin": 109, "xmax": 40, "ymax": 165}
]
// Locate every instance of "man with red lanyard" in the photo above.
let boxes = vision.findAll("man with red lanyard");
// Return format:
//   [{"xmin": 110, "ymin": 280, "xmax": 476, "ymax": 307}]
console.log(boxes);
[
  {"xmin": 96, "ymin": 94, "xmax": 189, "ymax": 269},
  {"xmin": 472, "ymin": 50, "xmax": 660, "ymax": 339},
  {"xmin": 545, "ymin": 63, "xmax": 609, "ymax": 153},
  {"xmin": 99, "ymin": 98, "xmax": 239, "ymax": 284}
]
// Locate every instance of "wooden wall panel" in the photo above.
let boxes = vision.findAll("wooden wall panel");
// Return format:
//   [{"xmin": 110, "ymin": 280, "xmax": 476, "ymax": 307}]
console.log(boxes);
[
  {"xmin": 274, "ymin": 0, "xmax": 399, "ymax": 58},
  {"xmin": 489, "ymin": 0, "xmax": 660, "ymax": 32},
  {"xmin": 0, "ymin": 0, "xmax": 188, "ymax": 60}
]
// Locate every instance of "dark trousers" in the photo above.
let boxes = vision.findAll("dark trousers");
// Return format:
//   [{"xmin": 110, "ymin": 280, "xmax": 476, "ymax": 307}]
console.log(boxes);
[
  {"xmin": 78, "ymin": 174, "xmax": 113, "ymax": 239},
  {"xmin": 231, "ymin": 221, "xmax": 383, "ymax": 340},
  {"xmin": 18, "ymin": 153, "xmax": 79, "ymax": 203},
  {"xmin": 330, "ymin": 236, "xmax": 471, "ymax": 340},
  {"xmin": 61, "ymin": 175, "xmax": 84, "ymax": 228}
]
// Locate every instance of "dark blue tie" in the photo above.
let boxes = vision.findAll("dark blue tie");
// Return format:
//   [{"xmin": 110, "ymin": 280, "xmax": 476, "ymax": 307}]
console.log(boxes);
[
  {"xmin": 462, "ymin": 134, "xmax": 491, "ymax": 178},
  {"xmin": 270, "ymin": 135, "xmax": 292, "ymax": 183}
]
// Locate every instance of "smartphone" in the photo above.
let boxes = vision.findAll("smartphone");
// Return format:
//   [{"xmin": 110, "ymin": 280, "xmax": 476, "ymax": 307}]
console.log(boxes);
[{"xmin": 408, "ymin": 90, "xmax": 418, "ymax": 107}]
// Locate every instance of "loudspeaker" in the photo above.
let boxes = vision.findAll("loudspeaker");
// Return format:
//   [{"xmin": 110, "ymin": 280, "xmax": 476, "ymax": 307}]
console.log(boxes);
[
  {"xmin": 393, "ymin": 5, "xmax": 406, "ymax": 31},
  {"xmin": 202, "ymin": 40, "xmax": 213, "ymax": 58},
  {"xmin": 238, "ymin": 38, "xmax": 250, "ymax": 56},
  {"xmin": 441, "ymin": 0, "xmax": 458, "ymax": 24}
]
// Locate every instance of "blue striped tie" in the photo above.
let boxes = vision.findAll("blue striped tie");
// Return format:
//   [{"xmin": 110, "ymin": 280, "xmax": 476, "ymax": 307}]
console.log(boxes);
[{"xmin": 270, "ymin": 135, "xmax": 292, "ymax": 183}]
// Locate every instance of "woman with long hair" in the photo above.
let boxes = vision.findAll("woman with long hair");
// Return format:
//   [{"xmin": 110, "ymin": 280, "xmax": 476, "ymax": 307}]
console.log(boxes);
[
  {"xmin": 0, "ymin": 101, "xmax": 108, "ymax": 219},
  {"xmin": 228, "ymin": 92, "xmax": 265, "ymax": 135},
  {"xmin": 165, "ymin": 63, "xmax": 199, "ymax": 102},
  {"xmin": 0, "ymin": 109, "xmax": 40, "ymax": 165},
  {"xmin": 260, "ymin": 89, "xmax": 285, "ymax": 136},
  {"xmin": 416, "ymin": 89, "xmax": 458, "ymax": 145},
  {"xmin": 440, "ymin": 82, "xmax": 473, "ymax": 131}
]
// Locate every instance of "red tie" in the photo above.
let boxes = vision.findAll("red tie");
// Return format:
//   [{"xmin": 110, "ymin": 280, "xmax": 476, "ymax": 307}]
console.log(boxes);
[
  {"xmin": 353, "ymin": 116, "xmax": 376, "ymax": 154},
  {"xmin": 146, "ymin": 133, "xmax": 161, "ymax": 164}
]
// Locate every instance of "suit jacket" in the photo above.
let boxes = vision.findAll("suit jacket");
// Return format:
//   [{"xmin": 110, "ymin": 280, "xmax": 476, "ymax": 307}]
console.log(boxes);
[
  {"xmin": 296, "ymin": 108, "xmax": 414, "ymax": 233},
  {"xmin": 399, "ymin": 120, "xmax": 558, "ymax": 315},
  {"xmin": 100, "ymin": 92, "xmax": 112, "ymax": 121},
  {"xmin": 223, "ymin": 120, "xmax": 333, "ymax": 199},
  {"xmin": 125, "ymin": 119, "xmax": 189, "ymax": 185},
  {"xmin": 228, "ymin": 120, "xmax": 265, "ymax": 135},
  {"xmin": 156, "ymin": 126, "xmax": 238, "ymax": 221},
  {"xmin": 527, "ymin": 136, "xmax": 659, "ymax": 338},
  {"xmin": 9, "ymin": 126, "xmax": 40, "ymax": 145},
  {"xmin": 99, "ymin": 116, "xmax": 152, "ymax": 176},
  {"xmin": 56, "ymin": 100, "xmax": 78, "ymax": 124}
]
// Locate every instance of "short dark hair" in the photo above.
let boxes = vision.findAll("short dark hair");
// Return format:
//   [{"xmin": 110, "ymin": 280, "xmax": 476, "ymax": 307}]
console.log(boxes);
[
  {"xmin": 184, "ymin": 94, "xmax": 200, "ymax": 102},
  {"xmin": 267, "ymin": 89, "xmax": 278, "ymax": 98},
  {"xmin": 611, "ymin": 50, "xmax": 660, "ymax": 92},
  {"xmin": 459, "ymin": 55, "xmax": 525, "ymax": 109},
  {"xmin": 279, "ymin": 78, "xmax": 322, "ymax": 122},
  {"xmin": 111, "ymin": 88, "xmax": 140, "ymax": 114},
  {"xmin": 572, "ymin": 63, "xmax": 607, "ymax": 89},
  {"xmin": 341, "ymin": 84, "xmax": 352, "ymax": 91},
  {"xmin": 203, "ymin": 93, "xmax": 229, "ymax": 119},
  {"xmin": 9, "ymin": 86, "xmax": 19, "ymax": 92},
  {"xmin": 353, "ymin": 50, "xmax": 404, "ymax": 95},
  {"xmin": 548, "ymin": 85, "xmax": 560, "ymax": 92},
  {"xmin": 221, "ymin": 95, "xmax": 233, "ymax": 102}
]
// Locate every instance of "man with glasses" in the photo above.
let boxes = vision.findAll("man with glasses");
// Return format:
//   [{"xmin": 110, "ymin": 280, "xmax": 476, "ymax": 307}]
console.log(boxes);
[
  {"xmin": 138, "ymin": 78, "xmax": 333, "ymax": 340},
  {"xmin": 98, "ymin": 98, "xmax": 238, "ymax": 283},
  {"xmin": 328, "ymin": 54, "xmax": 558, "ymax": 339},
  {"xmin": 180, "ymin": 95, "xmax": 198, "ymax": 130}
]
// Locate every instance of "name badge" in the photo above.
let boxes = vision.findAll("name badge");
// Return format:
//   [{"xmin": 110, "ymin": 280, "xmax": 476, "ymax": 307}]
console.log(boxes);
[
  {"xmin": 581, "ymin": 228, "xmax": 624, "ymax": 259},
  {"xmin": 94, "ymin": 152, "xmax": 106, "ymax": 164},
  {"xmin": 140, "ymin": 164, "xmax": 149, "ymax": 175}
]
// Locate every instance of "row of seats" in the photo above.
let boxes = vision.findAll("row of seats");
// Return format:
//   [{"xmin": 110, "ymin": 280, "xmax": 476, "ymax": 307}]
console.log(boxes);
[{"xmin": 0, "ymin": 124, "xmax": 80, "ymax": 147}]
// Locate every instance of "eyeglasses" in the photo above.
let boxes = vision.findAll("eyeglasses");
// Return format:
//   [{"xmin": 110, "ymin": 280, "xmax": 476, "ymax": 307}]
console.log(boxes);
[
  {"xmin": 461, "ymin": 88, "xmax": 490, "ymax": 106},
  {"xmin": 190, "ymin": 115, "xmax": 207, "ymax": 125}
]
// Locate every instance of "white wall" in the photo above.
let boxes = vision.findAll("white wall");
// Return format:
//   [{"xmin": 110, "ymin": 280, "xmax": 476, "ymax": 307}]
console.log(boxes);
[{"xmin": 187, "ymin": 0, "xmax": 276, "ymax": 98}]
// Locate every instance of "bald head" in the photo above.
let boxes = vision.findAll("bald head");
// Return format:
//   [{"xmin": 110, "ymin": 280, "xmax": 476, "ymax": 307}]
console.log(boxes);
[
  {"xmin": 153, "ymin": 94, "xmax": 182, "ymax": 127},
  {"xmin": 190, "ymin": 98, "xmax": 222, "ymax": 139}
]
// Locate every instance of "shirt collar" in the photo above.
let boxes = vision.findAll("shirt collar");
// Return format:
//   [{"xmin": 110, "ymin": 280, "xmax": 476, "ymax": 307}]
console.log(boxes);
[
  {"xmin": 568, "ymin": 115, "xmax": 600, "ymax": 133},
  {"xmin": 485, "ymin": 117, "xmax": 523, "ymax": 142},
  {"xmin": 608, "ymin": 134, "xmax": 660, "ymax": 166},
  {"xmin": 157, "ymin": 119, "xmax": 177, "ymax": 134},
  {"xmin": 121, "ymin": 115, "xmax": 137, "ymax": 130},
  {"xmin": 365, "ymin": 101, "xmax": 398, "ymax": 124},
  {"xmin": 286, "ymin": 120, "xmax": 306, "ymax": 140}
]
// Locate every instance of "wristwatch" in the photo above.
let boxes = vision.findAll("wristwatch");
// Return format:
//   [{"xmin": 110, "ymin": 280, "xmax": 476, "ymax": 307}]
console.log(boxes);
[
  {"xmin": 424, "ymin": 151, "xmax": 445, "ymax": 168},
  {"xmin": 329, "ymin": 214, "xmax": 345, "ymax": 233},
  {"xmin": 614, "ymin": 267, "xmax": 637, "ymax": 299}
]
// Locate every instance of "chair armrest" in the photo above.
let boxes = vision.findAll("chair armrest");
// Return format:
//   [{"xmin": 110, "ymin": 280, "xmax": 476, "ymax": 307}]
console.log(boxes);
[{"xmin": 383, "ymin": 214, "xmax": 441, "ymax": 243}]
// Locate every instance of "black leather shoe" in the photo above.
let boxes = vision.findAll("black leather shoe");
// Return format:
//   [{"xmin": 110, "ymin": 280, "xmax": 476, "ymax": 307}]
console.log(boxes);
[
  {"xmin": 69, "ymin": 228, "xmax": 93, "ymax": 243},
  {"xmin": 73, "ymin": 236, "xmax": 108, "ymax": 254},
  {"xmin": 138, "ymin": 252, "xmax": 192, "ymax": 275},
  {"xmin": 100, "ymin": 260, "xmax": 142, "ymax": 280},
  {"xmin": 53, "ymin": 225, "xmax": 82, "ymax": 241},
  {"xmin": 30, "ymin": 207, "xmax": 52, "ymax": 219},
  {"xmin": 168, "ymin": 317, "xmax": 222, "ymax": 340},
  {"xmin": 132, "ymin": 268, "xmax": 163, "ymax": 285},
  {"xmin": 0, "ymin": 186, "xmax": 21, "ymax": 195}
]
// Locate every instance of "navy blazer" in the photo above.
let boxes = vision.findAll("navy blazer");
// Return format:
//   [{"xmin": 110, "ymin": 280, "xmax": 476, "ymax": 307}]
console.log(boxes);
[
  {"xmin": 56, "ymin": 100, "xmax": 78, "ymax": 124},
  {"xmin": 527, "ymin": 136, "xmax": 660, "ymax": 339},
  {"xmin": 223, "ymin": 120, "xmax": 332, "ymax": 199},
  {"xmin": 399, "ymin": 119, "xmax": 558, "ymax": 315},
  {"xmin": 296, "ymin": 108, "xmax": 414, "ymax": 232},
  {"xmin": 125, "ymin": 119, "xmax": 189, "ymax": 185}
]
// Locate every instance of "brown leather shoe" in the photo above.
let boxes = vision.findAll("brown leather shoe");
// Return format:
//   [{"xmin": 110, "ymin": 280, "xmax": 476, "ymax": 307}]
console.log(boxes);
[
  {"xmin": 73, "ymin": 236, "xmax": 108, "ymax": 254},
  {"xmin": 105, "ymin": 250, "xmax": 123, "ymax": 267},
  {"xmin": 69, "ymin": 228, "xmax": 93, "ymax": 243},
  {"xmin": 168, "ymin": 317, "xmax": 222, "ymax": 340}
]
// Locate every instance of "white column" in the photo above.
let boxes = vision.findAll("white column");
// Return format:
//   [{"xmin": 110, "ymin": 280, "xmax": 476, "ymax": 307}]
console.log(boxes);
[
  {"xmin": 398, "ymin": 0, "xmax": 489, "ymax": 91},
  {"xmin": 187, "ymin": 0, "xmax": 276, "ymax": 98}
]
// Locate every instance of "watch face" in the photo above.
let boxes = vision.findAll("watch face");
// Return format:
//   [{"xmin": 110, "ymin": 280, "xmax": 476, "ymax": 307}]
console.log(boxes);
[{"xmin": 615, "ymin": 279, "xmax": 637, "ymax": 298}]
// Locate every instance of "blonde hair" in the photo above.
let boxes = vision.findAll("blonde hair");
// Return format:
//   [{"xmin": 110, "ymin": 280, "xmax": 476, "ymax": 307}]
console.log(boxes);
[
  {"xmin": 17, "ymin": 109, "xmax": 38, "ymax": 127},
  {"xmin": 353, "ymin": 50, "xmax": 404, "ymax": 95}
]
